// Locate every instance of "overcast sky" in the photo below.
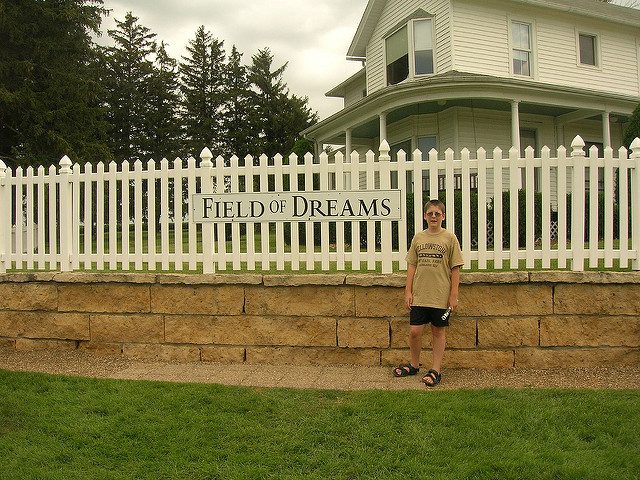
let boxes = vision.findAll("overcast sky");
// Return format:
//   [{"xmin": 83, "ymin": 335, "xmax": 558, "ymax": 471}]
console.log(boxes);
[
  {"xmin": 98, "ymin": 0, "xmax": 636, "ymax": 122},
  {"xmin": 99, "ymin": 0, "xmax": 367, "ymax": 121}
]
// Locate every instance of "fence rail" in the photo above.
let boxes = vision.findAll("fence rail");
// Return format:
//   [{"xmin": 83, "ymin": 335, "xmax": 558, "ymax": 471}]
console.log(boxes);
[{"xmin": 1, "ymin": 135, "xmax": 639, "ymax": 274}]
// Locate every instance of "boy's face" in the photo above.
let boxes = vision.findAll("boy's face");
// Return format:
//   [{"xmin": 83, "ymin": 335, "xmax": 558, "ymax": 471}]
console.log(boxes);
[{"xmin": 424, "ymin": 205, "xmax": 445, "ymax": 229}]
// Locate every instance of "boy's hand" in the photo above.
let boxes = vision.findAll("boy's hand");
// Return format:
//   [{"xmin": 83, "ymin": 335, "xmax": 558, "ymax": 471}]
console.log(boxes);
[
  {"xmin": 405, "ymin": 291, "xmax": 413, "ymax": 309},
  {"xmin": 448, "ymin": 296, "xmax": 458, "ymax": 311}
]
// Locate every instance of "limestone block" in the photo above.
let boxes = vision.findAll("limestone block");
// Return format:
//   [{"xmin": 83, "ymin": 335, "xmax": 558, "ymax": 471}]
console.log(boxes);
[
  {"xmin": 0, "ymin": 311, "xmax": 90, "ymax": 340},
  {"xmin": 540, "ymin": 316, "xmax": 640, "ymax": 347},
  {"xmin": 337, "ymin": 318, "xmax": 389, "ymax": 348},
  {"xmin": 515, "ymin": 347, "xmax": 640, "ymax": 368},
  {"xmin": 245, "ymin": 286, "xmax": 354, "ymax": 316},
  {"xmin": 459, "ymin": 284, "xmax": 552, "ymax": 316},
  {"xmin": 150, "ymin": 285, "xmax": 244, "ymax": 315},
  {"xmin": 54, "ymin": 272, "xmax": 156, "ymax": 284},
  {"xmin": 58, "ymin": 284, "xmax": 150, "ymax": 313},
  {"xmin": 123, "ymin": 344, "xmax": 200, "ymax": 362},
  {"xmin": 346, "ymin": 274, "xmax": 406, "ymax": 287},
  {"xmin": 158, "ymin": 274, "xmax": 262, "ymax": 285},
  {"xmin": 0, "ymin": 272, "xmax": 56, "ymax": 282},
  {"xmin": 555, "ymin": 284, "xmax": 640, "ymax": 315},
  {"xmin": 478, "ymin": 317, "xmax": 539, "ymax": 348},
  {"xmin": 354, "ymin": 286, "xmax": 405, "ymax": 317},
  {"xmin": 263, "ymin": 274, "xmax": 345, "ymax": 286},
  {"xmin": 382, "ymin": 348, "xmax": 514, "ymax": 369},
  {"xmin": 530, "ymin": 271, "xmax": 640, "ymax": 284},
  {"xmin": 90, "ymin": 314, "xmax": 164, "ymax": 343},
  {"xmin": 165, "ymin": 315, "xmax": 336, "ymax": 347},
  {"xmin": 78, "ymin": 341, "xmax": 122, "ymax": 355},
  {"xmin": 15, "ymin": 338, "xmax": 77, "ymax": 351},
  {"xmin": 0, "ymin": 283, "xmax": 58, "ymax": 311},
  {"xmin": 201, "ymin": 346, "xmax": 245, "ymax": 363},
  {"xmin": 389, "ymin": 318, "xmax": 476, "ymax": 349},
  {"xmin": 246, "ymin": 346, "xmax": 380, "ymax": 366}
]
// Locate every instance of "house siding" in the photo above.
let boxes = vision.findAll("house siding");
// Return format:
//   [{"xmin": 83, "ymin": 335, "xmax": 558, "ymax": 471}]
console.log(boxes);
[
  {"xmin": 366, "ymin": 0, "xmax": 452, "ymax": 95},
  {"xmin": 344, "ymin": 79, "xmax": 367, "ymax": 108},
  {"xmin": 449, "ymin": 0, "xmax": 640, "ymax": 96}
]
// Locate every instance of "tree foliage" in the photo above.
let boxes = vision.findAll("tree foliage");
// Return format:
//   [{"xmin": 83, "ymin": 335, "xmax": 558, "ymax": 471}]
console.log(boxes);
[
  {"xmin": 622, "ymin": 103, "xmax": 640, "ymax": 149},
  {"xmin": 1, "ymin": 5, "xmax": 318, "ymax": 166},
  {"xmin": 0, "ymin": 0, "xmax": 110, "ymax": 167}
]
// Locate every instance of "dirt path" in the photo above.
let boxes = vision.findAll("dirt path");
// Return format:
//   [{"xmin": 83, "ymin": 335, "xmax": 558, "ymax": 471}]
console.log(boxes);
[{"xmin": 1, "ymin": 348, "xmax": 639, "ymax": 390}]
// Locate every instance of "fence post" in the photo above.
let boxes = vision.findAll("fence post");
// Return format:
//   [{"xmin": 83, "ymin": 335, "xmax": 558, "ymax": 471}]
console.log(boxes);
[
  {"xmin": 571, "ymin": 136, "xmax": 586, "ymax": 272},
  {"xmin": 200, "ymin": 148, "xmax": 215, "ymax": 274},
  {"xmin": 379, "ymin": 140, "xmax": 392, "ymax": 273},
  {"xmin": 59, "ymin": 155, "xmax": 73, "ymax": 272},
  {"xmin": 631, "ymin": 137, "xmax": 640, "ymax": 270},
  {"xmin": 0, "ymin": 160, "xmax": 7, "ymax": 273}
]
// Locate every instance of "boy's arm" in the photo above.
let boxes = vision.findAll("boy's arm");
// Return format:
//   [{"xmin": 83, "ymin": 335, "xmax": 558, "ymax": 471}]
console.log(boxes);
[
  {"xmin": 405, "ymin": 264, "xmax": 416, "ymax": 309},
  {"xmin": 448, "ymin": 266, "xmax": 460, "ymax": 311}
]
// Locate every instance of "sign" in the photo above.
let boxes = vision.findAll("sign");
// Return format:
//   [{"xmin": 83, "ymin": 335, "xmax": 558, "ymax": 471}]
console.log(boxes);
[{"xmin": 191, "ymin": 190, "xmax": 402, "ymax": 223}]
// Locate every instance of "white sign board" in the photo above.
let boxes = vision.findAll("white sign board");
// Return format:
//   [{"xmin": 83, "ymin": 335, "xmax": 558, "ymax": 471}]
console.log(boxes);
[{"xmin": 191, "ymin": 190, "xmax": 402, "ymax": 222}]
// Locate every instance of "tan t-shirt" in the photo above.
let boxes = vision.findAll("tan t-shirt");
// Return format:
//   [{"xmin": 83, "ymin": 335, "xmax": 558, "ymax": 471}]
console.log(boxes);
[{"xmin": 405, "ymin": 228, "xmax": 464, "ymax": 308}]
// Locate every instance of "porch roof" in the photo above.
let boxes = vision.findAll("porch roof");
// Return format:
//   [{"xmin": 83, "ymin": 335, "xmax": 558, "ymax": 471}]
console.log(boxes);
[{"xmin": 301, "ymin": 71, "xmax": 639, "ymax": 143}]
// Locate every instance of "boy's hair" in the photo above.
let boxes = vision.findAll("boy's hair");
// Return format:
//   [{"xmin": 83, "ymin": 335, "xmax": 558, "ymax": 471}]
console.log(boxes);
[{"xmin": 424, "ymin": 199, "xmax": 445, "ymax": 214}]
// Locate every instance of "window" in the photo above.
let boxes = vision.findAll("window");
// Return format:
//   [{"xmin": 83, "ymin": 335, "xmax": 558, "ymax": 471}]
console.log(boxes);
[
  {"xmin": 414, "ymin": 20, "xmax": 434, "ymax": 75},
  {"xmin": 386, "ymin": 27, "xmax": 409, "ymax": 85},
  {"xmin": 512, "ymin": 21, "xmax": 532, "ymax": 76},
  {"xmin": 386, "ymin": 19, "xmax": 434, "ymax": 85},
  {"xmin": 579, "ymin": 33, "xmax": 597, "ymax": 66},
  {"xmin": 418, "ymin": 136, "xmax": 437, "ymax": 157}
]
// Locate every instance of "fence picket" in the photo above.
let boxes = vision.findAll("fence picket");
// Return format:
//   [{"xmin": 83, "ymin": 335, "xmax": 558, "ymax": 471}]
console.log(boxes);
[
  {"xmin": 541, "ymin": 146, "xmax": 551, "ymax": 269},
  {"xmin": 604, "ymin": 147, "xmax": 614, "ymax": 268},
  {"xmin": 492, "ymin": 148, "xmax": 504, "ymax": 270}
]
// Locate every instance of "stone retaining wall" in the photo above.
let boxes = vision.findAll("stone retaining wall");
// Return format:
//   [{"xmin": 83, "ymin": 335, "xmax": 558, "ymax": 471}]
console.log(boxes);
[{"xmin": 1, "ymin": 272, "xmax": 639, "ymax": 369}]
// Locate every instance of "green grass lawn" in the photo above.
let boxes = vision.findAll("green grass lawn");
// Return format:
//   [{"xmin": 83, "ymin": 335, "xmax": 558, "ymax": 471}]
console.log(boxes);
[{"xmin": 1, "ymin": 370, "xmax": 639, "ymax": 480}]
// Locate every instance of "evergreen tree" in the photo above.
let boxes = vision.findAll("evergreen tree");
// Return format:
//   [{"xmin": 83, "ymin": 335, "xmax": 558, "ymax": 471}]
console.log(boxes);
[
  {"xmin": 180, "ymin": 26, "xmax": 226, "ymax": 158},
  {"xmin": 249, "ymin": 48, "xmax": 318, "ymax": 158},
  {"xmin": 0, "ymin": 0, "xmax": 110, "ymax": 168},
  {"xmin": 145, "ymin": 42, "xmax": 183, "ymax": 160},
  {"xmin": 622, "ymin": 103, "xmax": 640, "ymax": 149},
  {"xmin": 101, "ymin": 12, "xmax": 157, "ymax": 162},
  {"xmin": 222, "ymin": 45, "xmax": 258, "ymax": 158}
]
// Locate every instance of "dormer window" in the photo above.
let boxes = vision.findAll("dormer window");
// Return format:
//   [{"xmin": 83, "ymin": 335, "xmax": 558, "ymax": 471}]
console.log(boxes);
[{"xmin": 386, "ymin": 18, "xmax": 434, "ymax": 86}]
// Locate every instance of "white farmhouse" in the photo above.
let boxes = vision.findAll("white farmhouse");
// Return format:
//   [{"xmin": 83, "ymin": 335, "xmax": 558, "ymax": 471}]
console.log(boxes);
[{"xmin": 302, "ymin": 0, "xmax": 640, "ymax": 173}]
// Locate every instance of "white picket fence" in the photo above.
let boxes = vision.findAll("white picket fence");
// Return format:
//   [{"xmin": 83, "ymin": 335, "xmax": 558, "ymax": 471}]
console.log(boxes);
[{"xmin": 0, "ymin": 135, "xmax": 639, "ymax": 274}]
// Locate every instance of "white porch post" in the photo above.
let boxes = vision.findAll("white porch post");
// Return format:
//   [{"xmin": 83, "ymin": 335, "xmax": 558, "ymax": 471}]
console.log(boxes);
[
  {"xmin": 379, "ymin": 112, "xmax": 387, "ymax": 143},
  {"xmin": 511, "ymin": 100, "xmax": 521, "ymax": 153},
  {"xmin": 602, "ymin": 111, "xmax": 611, "ymax": 149},
  {"xmin": 345, "ymin": 128, "xmax": 352, "ymax": 157}
]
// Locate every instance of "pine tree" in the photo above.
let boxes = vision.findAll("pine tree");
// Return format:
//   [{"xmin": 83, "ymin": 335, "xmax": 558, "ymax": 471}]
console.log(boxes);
[
  {"xmin": 222, "ymin": 45, "xmax": 258, "ymax": 158},
  {"xmin": 622, "ymin": 104, "xmax": 640, "ymax": 149},
  {"xmin": 249, "ymin": 48, "xmax": 318, "ymax": 158},
  {"xmin": 101, "ymin": 12, "xmax": 157, "ymax": 162},
  {"xmin": 0, "ymin": 0, "xmax": 110, "ymax": 167},
  {"xmin": 145, "ymin": 42, "xmax": 183, "ymax": 161},
  {"xmin": 180, "ymin": 26, "xmax": 226, "ymax": 158}
]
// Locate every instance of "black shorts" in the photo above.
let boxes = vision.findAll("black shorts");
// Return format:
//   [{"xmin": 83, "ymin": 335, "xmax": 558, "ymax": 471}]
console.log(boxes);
[{"xmin": 410, "ymin": 306, "xmax": 450, "ymax": 327}]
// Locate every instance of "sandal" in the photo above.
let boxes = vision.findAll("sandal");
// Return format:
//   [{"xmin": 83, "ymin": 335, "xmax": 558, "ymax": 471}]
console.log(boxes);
[
  {"xmin": 422, "ymin": 369, "xmax": 442, "ymax": 387},
  {"xmin": 393, "ymin": 363, "xmax": 420, "ymax": 377}
]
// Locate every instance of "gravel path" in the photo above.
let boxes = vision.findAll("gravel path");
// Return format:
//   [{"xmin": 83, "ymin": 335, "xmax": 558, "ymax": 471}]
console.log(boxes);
[{"xmin": 1, "ymin": 347, "xmax": 639, "ymax": 390}]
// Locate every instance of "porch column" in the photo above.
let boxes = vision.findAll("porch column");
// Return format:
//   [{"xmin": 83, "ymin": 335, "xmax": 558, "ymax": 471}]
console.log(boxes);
[
  {"xmin": 379, "ymin": 112, "xmax": 387, "ymax": 143},
  {"xmin": 602, "ymin": 111, "xmax": 611, "ymax": 149},
  {"xmin": 511, "ymin": 100, "xmax": 521, "ymax": 153},
  {"xmin": 345, "ymin": 128, "xmax": 352, "ymax": 158}
]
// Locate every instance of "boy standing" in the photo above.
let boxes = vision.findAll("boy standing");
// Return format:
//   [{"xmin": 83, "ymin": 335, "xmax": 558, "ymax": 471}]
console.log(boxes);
[{"xmin": 393, "ymin": 199, "xmax": 463, "ymax": 387}]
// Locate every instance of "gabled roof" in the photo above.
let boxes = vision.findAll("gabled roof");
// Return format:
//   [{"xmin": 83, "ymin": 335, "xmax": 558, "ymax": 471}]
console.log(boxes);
[
  {"xmin": 326, "ymin": 68, "xmax": 366, "ymax": 98},
  {"xmin": 347, "ymin": 0, "xmax": 640, "ymax": 58}
]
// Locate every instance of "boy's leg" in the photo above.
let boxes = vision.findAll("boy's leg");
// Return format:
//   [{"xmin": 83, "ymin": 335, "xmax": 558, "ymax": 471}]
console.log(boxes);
[
  {"xmin": 409, "ymin": 324, "xmax": 425, "ymax": 368},
  {"xmin": 430, "ymin": 325, "xmax": 446, "ymax": 373}
]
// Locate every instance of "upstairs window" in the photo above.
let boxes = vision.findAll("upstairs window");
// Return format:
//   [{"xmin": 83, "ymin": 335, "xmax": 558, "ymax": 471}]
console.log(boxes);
[
  {"xmin": 512, "ymin": 21, "xmax": 532, "ymax": 76},
  {"xmin": 414, "ymin": 19, "xmax": 434, "ymax": 75},
  {"xmin": 579, "ymin": 33, "xmax": 598, "ymax": 66},
  {"xmin": 386, "ymin": 18, "xmax": 434, "ymax": 85},
  {"xmin": 386, "ymin": 27, "xmax": 409, "ymax": 85}
]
